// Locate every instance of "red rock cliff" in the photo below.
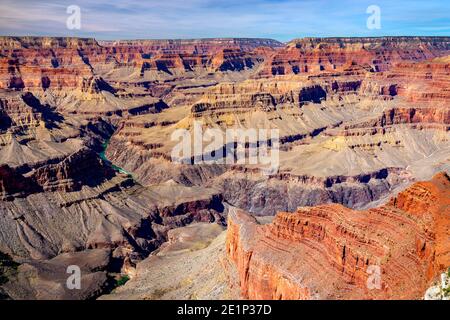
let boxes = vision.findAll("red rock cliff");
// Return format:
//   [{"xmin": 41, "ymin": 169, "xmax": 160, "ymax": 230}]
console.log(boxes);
[
  {"xmin": 258, "ymin": 36, "xmax": 450, "ymax": 77},
  {"xmin": 226, "ymin": 172, "xmax": 450, "ymax": 299}
]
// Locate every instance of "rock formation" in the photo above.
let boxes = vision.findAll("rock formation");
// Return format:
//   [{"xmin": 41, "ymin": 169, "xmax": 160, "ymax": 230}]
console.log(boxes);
[
  {"xmin": 258, "ymin": 36, "xmax": 450, "ymax": 76},
  {"xmin": 99, "ymin": 222, "xmax": 240, "ymax": 300},
  {"xmin": 0, "ymin": 36, "xmax": 448, "ymax": 299},
  {"xmin": 226, "ymin": 173, "xmax": 450, "ymax": 299}
]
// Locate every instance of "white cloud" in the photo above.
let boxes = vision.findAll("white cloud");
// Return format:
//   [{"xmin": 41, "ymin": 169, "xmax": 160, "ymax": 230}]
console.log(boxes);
[{"xmin": 0, "ymin": 0, "xmax": 448, "ymax": 40}]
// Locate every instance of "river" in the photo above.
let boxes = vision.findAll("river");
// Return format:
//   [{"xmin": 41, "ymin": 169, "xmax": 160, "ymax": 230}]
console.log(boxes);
[{"xmin": 98, "ymin": 140, "xmax": 133, "ymax": 177}]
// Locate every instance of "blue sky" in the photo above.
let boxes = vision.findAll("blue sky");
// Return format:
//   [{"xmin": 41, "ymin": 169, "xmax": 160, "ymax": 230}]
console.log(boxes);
[{"xmin": 0, "ymin": 0, "xmax": 449, "ymax": 41}]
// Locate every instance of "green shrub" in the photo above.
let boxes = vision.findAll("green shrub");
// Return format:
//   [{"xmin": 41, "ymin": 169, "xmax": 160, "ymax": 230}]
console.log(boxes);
[
  {"xmin": 443, "ymin": 286, "xmax": 450, "ymax": 297},
  {"xmin": 115, "ymin": 275, "xmax": 130, "ymax": 287}
]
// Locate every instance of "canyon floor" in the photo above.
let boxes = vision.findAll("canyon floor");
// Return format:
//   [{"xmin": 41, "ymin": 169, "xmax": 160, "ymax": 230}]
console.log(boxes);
[{"xmin": 0, "ymin": 36, "xmax": 449, "ymax": 300}]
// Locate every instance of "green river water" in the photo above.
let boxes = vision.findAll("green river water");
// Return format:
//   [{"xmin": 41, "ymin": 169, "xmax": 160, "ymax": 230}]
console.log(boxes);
[{"xmin": 99, "ymin": 140, "xmax": 133, "ymax": 177}]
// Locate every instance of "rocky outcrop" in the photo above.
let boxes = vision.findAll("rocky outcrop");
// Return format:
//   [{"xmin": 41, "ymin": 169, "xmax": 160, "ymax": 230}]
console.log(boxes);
[
  {"xmin": 0, "ymin": 93, "xmax": 45, "ymax": 130},
  {"xmin": 29, "ymin": 148, "xmax": 116, "ymax": 192},
  {"xmin": 0, "ymin": 36, "xmax": 449, "ymax": 300},
  {"xmin": 324, "ymin": 106, "xmax": 450, "ymax": 137},
  {"xmin": 138, "ymin": 49, "xmax": 264, "ymax": 74},
  {"xmin": 99, "ymin": 222, "xmax": 240, "ymax": 300},
  {"xmin": 2, "ymin": 249, "xmax": 112, "ymax": 300},
  {"xmin": 218, "ymin": 168, "xmax": 411, "ymax": 215},
  {"xmin": 226, "ymin": 173, "xmax": 450, "ymax": 299},
  {"xmin": 386, "ymin": 56, "xmax": 450, "ymax": 103},
  {"xmin": 96, "ymin": 38, "xmax": 282, "ymax": 79},
  {"xmin": 0, "ymin": 164, "xmax": 42, "ymax": 200},
  {"xmin": 424, "ymin": 269, "xmax": 450, "ymax": 300},
  {"xmin": 0, "ymin": 37, "xmax": 97, "ymax": 92}
]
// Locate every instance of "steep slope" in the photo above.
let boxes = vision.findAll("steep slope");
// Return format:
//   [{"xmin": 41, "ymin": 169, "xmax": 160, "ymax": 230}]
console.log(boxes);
[
  {"xmin": 0, "ymin": 36, "xmax": 449, "ymax": 300},
  {"xmin": 99, "ymin": 222, "xmax": 240, "ymax": 300},
  {"xmin": 226, "ymin": 173, "xmax": 450, "ymax": 299},
  {"xmin": 258, "ymin": 36, "xmax": 450, "ymax": 76}
]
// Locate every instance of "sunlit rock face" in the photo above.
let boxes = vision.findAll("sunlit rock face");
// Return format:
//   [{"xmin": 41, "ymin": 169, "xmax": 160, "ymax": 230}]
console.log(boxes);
[
  {"xmin": 258, "ymin": 36, "xmax": 450, "ymax": 76},
  {"xmin": 226, "ymin": 173, "xmax": 450, "ymax": 300},
  {"xmin": 0, "ymin": 36, "xmax": 448, "ymax": 299}
]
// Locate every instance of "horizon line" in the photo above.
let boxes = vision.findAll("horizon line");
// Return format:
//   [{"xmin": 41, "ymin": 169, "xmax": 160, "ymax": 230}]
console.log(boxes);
[{"xmin": 1, "ymin": 34, "xmax": 450, "ymax": 43}]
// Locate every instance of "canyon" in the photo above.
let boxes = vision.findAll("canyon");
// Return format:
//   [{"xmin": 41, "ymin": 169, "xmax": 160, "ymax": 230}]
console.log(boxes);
[
  {"xmin": 0, "ymin": 36, "xmax": 448, "ymax": 299},
  {"xmin": 226, "ymin": 172, "xmax": 450, "ymax": 299}
]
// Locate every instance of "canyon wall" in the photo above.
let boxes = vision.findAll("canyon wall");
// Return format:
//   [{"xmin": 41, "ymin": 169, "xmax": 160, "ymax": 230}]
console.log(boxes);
[
  {"xmin": 259, "ymin": 36, "xmax": 450, "ymax": 76},
  {"xmin": 0, "ymin": 36, "xmax": 448, "ymax": 299},
  {"xmin": 226, "ymin": 173, "xmax": 450, "ymax": 299}
]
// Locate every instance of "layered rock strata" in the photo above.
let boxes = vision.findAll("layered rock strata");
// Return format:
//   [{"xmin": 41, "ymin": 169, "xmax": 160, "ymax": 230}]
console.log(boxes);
[
  {"xmin": 226, "ymin": 173, "xmax": 450, "ymax": 299},
  {"xmin": 0, "ymin": 36, "xmax": 448, "ymax": 300}
]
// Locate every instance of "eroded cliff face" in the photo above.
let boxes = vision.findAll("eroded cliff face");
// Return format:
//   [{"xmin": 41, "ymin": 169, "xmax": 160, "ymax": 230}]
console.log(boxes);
[
  {"xmin": 259, "ymin": 36, "xmax": 450, "ymax": 76},
  {"xmin": 226, "ymin": 173, "xmax": 450, "ymax": 299},
  {"xmin": 0, "ymin": 36, "xmax": 448, "ymax": 299},
  {"xmin": 106, "ymin": 52, "xmax": 449, "ymax": 213},
  {"xmin": 0, "ymin": 37, "xmax": 282, "ymax": 94}
]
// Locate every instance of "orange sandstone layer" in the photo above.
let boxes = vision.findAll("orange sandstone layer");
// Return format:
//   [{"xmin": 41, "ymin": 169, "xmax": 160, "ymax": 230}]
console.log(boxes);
[
  {"xmin": 226, "ymin": 172, "xmax": 450, "ymax": 299},
  {"xmin": 0, "ymin": 37, "xmax": 283, "ymax": 92},
  {"xmin": 258, "ymin": 36, "xmax": 450, "ymax": 77}
]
